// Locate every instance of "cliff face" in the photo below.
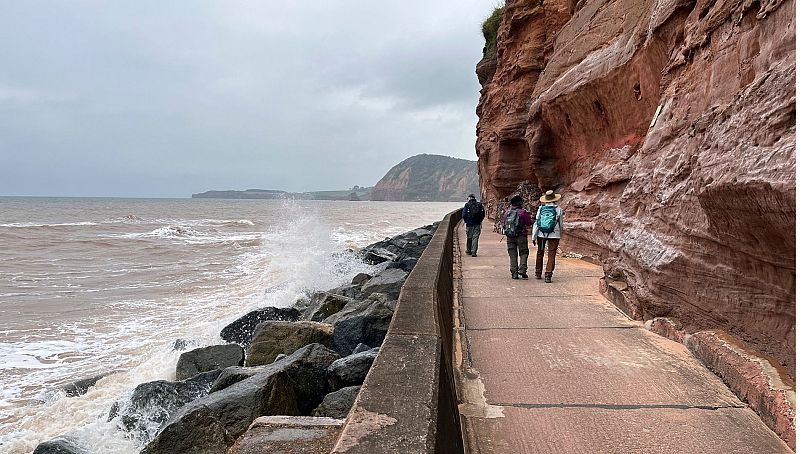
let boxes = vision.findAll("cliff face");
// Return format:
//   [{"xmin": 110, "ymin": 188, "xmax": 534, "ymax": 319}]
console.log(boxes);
[
  {"xmin": 371, "ymin": 154, "xmax": 480, "ymax": 202},
  {"xmin": 476, "ymin": 0, "xmax": 795, "ymax": 379}
]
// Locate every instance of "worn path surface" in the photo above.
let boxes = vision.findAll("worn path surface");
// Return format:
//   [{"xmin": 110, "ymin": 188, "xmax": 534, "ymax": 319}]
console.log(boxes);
[{"xmin": 456, "ymin": 227, "xmax": 791, "ymax": 454}]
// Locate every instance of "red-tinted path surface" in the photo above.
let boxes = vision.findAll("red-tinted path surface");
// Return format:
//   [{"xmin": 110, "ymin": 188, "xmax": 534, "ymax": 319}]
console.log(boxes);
[{"xmin": 455, "ymin": 227, "xmax": 791, "ymax": 453}]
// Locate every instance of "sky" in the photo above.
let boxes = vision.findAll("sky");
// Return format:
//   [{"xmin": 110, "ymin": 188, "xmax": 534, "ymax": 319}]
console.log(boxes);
[{"xmin": 0, "ymin": 1, "xmax": 497, "ymax": 197}]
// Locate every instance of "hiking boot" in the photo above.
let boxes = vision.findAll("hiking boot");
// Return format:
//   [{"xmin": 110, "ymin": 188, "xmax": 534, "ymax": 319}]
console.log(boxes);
[
  {"xmin": 465, "ymin": 251, "xmax": 471, "ymax": 255},
  {"xmin": 471, "ymin": 253, "xmax": 477, "ymax": 257},
  {"xmin": 518, "ymin": 272, "xmax": 528, "ymax": 279},
  {"xmin": 545, "ymin": 273, "xmax": 553, "ymax": 283},
  {"xmin": 511, "ymin": 273, "xmax": 519, "ymax": 279}
]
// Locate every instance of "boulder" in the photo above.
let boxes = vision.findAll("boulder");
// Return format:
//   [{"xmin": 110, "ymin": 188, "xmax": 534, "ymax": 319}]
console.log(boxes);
[
  {"xmin": 33, "ymin": 436, "xmax": 89, "ymax": 454},
  {"xmin": 172, "ymin": 339, "xmax": 191, "ymax": 351},
  {"xmin": 143, "ymin": 344, "xmax": 340, "ymax": 454},
  {"xmin": 301, "ymin": 292, "xmax": 355, "ymax": 322},
  {"xmin": 228, "ymin": 416, "xmax": 344, "ymax": 454},
  {"xmin": 386, "ymin": 257, "xmax": 419, "ymax": 273},
  {"xmin": 61, "ymin": 372, "xmax": 113, "ymax": 397},
  {"xmin": 312, "ymin": 386, "xmax": 361, "ymax": 418},
  {"xmin": 176, "ymin": 344, "xmax": 244, "ymax": 381},
  {"xmin": 351, "ymin": 272, "xmax": 372, "ymax": 286},
  {"xmin": 326, "ymin": 348, "xmax": 379, "ymax": 390},
  {"xmin": 362, "ymin": 246, "xmax": 397, "ymax": 264},
  {"xmin": 360, "ymin": 267, "xmax": 408, "ymax": 300},
  {"xmin": 209, "ymin": 366, "xmax": 264, "ymax": 393},
  {"xmin": 351, "ymin": 343, "xmax": 372, "ymax": 355},
  {"xmin": 109, "ymin": 369, "xmax": 222, "ymax": 443},
  {"xmin": 220, "ymin": 307, "xmax": 300, "ymax": 347},
  {"xmin": 245, "ymin": 321, "xmax": 334, "ymax": 366},
  {"xmin": 332, "ymin": 300, "xmax": 393, "ymax": 356},
  {"xmin": 412, "ymin": 227, "xmax": 433, "ymax": 237}
]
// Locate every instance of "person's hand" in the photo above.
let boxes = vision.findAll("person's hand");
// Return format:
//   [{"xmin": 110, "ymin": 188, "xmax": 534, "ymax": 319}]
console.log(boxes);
[{"xmin": 532, "ymin": 239, "xmax": 537, "ymax": 246}]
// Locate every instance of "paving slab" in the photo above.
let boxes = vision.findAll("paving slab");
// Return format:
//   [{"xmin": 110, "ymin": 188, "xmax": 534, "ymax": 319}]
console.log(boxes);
[
  {"xmin": 456, "ymin": 226, "xmax": 791, "ymax": 453},
  {"xmin": 463, "ymin": 406, "xmax": 791, "ymax": 454}
]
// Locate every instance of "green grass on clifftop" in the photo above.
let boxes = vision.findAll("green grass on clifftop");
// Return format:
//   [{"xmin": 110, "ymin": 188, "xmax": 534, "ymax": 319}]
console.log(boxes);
[{"xmin": 482, "ymin": 5, "xmax": 504, "ymax": 58}]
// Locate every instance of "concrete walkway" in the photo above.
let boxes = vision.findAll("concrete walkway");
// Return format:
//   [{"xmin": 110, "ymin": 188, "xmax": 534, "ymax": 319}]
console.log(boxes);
[{"xmin": 456, "ymin": 227, "xmax": 791, "ymax": 453}]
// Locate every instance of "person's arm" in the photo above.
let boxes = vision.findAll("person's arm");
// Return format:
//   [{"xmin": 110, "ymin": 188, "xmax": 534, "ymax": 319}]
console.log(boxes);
[
  {"xmin": 532, "ymin": 209, "xmax": 539, "ymax": 243},
  {"xmin": 462, "ymin": 204, "xmax": 468, "ymax": 222},
  {"xmin": 520, "ymin": 210, "xmax": 532, "ymax": 236},
  {"xmin": 558, "ymin": 206, "xmax": 564, "ymax": 233}
]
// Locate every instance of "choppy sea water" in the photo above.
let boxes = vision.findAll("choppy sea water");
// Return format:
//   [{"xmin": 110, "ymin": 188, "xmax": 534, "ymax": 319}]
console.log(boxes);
[{"xmin": 0, "ymin": 197, "xmax": 457, "ymax": 453}]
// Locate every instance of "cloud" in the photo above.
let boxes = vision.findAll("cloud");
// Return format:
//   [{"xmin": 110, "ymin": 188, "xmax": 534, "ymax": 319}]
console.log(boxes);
[{"xmin": 0, "ymin": 0, "xmax": 496, "ymax": 197}]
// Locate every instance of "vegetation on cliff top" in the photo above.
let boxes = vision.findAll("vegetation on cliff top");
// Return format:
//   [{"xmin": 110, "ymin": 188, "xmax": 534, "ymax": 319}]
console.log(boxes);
[{"xmin": 482, "ymin": 5, "xmax": 504, "ymax": 58}]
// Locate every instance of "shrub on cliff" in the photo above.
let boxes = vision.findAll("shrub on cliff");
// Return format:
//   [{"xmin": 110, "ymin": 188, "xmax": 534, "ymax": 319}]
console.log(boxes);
[{"xmin": 482, "ymin": 5, "xmax": 504, "ymax": 58}]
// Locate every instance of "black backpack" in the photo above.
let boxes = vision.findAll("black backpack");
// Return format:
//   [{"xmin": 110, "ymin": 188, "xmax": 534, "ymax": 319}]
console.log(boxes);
[
  {"xmin": 468, "ymin": 201, "xmax": 484, "ymax": 222},
  {"xmin": 503, "ymin": 208, "xmax": 523, "ymax": 238}
]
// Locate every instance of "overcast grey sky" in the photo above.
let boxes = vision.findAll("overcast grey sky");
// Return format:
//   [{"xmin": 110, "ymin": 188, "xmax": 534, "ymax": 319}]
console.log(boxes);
[{"xmin": 0, "ymin": 1, "xmax": 496, "ymax": 197}]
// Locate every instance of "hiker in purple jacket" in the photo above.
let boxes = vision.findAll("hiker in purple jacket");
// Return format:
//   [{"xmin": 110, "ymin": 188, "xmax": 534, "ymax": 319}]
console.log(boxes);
[{"xmin": 502, "ymin": 195, "xmax": 533, "ymax": 279}]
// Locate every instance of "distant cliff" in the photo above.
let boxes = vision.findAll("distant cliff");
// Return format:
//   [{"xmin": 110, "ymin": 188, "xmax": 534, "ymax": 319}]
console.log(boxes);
[
  {"xmin": 192, "ymin": 187, "xmax": 372, "ymax": 201},
  {"xmin": 370, "ymin": 154, "xmax": 479, "ymax": 202}
]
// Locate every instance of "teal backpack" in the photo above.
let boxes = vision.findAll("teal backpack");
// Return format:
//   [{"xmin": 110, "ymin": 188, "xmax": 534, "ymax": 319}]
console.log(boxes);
[{"xmin": 537, "ymin": 205, "xmax": 558, "ymax": 235}]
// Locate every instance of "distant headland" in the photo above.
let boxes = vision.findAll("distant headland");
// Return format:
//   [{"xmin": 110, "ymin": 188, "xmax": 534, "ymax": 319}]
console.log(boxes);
[{"xmin": 193, "ymin": 154, "xmax": 479, "ymax": 202}]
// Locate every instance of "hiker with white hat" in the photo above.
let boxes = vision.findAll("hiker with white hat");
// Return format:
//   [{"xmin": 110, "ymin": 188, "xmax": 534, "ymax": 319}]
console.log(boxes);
[{"xmin": 532, "ymin": 190, "xmax": 564, "ymax": 283}]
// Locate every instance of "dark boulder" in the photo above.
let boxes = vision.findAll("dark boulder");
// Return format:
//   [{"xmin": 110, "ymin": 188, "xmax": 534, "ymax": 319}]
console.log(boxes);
[
  {"xmin": 362, "ymin": 246, "xmax": 397, "ymax": 264},
  {"xmin": 351, "ymin": 272, "xmax": 372, "ymax": 286},
  {"xmin": 245, "ymin": 321, "xmax": 334, "ymax": 366},
  {"xmin": 108, "ymin": 369, "xmax": 222, "ymax": 443},
  {"xmin": 33, "ymin": 436, "xmax": 88, "ymax": 454},
  {"xmin": 360, "ymin": 267, "xmax": 408, "ymax": 300},
  {"xmin": 142, "ymin": 344, "xmax": 339, "ymax": 454},
  {"xmin": 351, "ymin": 343, "xmax": 372, "ymax": 355},
  {"xmin": 326, "ymin": 348, "xmax": 379, "ymax": 390},
  {"xmin": 312, "ymin": 386, "xmax": 361, "ymax": 418},
  {"xmin": 209, "ymin": 366, "xmax": 264, "ymax": 393},
  {"xmin": 301, "ymin": 292, "xmax": 355, "ymax": 322},
  {"xmin": 172, "ymin": 339, "xmax": 191, "ymax": 351},
  {"xmin": 332, "ymin": 300, "xmax": 393, "ymax": 356},
  {"xmin": 61, "ymin": 372, "xmax": 113, "ymax": 397},
  {"xmin": 175, "ymin": 344, "xmax": 244, "ymax": 381},
  {"xmin": 386, "ymin": 257, "xmax": 419, "ymax": 273},
  {"xmin": 219, "ymin": 306, "xmax": 300, "ymax": 347}
]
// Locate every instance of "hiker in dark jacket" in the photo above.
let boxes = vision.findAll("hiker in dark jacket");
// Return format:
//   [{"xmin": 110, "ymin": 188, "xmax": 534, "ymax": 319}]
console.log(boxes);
[
  {"xmin": 502, "ymin": 195, "xmax": 532, "ymax": 279},
  {"xmin": 462, "ymin": 194, "xmax": 485, "ymax": 257},
  {"xmin": 532, "ymin": 190, "xmax": 564, "ymax": 283}
]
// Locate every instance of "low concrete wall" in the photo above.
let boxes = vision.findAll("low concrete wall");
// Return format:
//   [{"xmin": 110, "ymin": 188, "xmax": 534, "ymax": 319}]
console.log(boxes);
[{"xmin": 332, "ymin": 210, "xmax": 464, "ymax": 454}]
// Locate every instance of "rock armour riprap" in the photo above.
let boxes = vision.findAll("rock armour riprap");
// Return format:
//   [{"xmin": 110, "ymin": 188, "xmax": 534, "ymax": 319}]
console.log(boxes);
[
  {"xmin": 245, "ymin": 321, "xmax": 334, "ymax": 366},
  {"xmin": 175, "ymin": 344, "xmax": 245, "ymax": 380},
  {"xmin": 475, "ymin": 0, "xmax": 795, "ymax": 378}
]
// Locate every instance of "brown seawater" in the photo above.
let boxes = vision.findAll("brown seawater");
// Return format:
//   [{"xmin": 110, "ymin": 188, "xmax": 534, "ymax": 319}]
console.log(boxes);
[{"xmin": 0, "ymin": 197, "xmax": 457, "ymax": 453}]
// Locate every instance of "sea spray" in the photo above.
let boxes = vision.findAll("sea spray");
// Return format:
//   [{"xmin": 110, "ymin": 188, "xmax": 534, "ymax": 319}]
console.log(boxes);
[{"xmin": 0, "ymin": 198, "xmax": 457, "ymax": 453}]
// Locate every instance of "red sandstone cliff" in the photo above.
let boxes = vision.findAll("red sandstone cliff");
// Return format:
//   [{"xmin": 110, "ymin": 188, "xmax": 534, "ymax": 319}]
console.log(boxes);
[
  {"xmin": 371, "ymin": 154, "xmax": 480, "ymax": 201},
  {"xmin": 475, "ymin": 0, "xmax": 795, "ymax": 387}
]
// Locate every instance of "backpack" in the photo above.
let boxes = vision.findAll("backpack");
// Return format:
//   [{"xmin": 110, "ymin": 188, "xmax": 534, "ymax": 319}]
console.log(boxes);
[
  {"xmin": 537, "ymin": 205, "xmax": 558, "ymax": 235},
  {"xmin": 467, "ymin": 201, "xmax": 484, "ymax": 223},
  {"xmin": 503, "ymin": 208, "xmax": 523, "ymax": 238}
]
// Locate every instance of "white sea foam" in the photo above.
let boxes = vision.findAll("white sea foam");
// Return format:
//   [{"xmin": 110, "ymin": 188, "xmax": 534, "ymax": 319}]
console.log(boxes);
[
  {"xmin": 0, "ymin": 222, "xmax": 98, "ymax": 228},
  {"xmin": 0, "ymin": 199, "xmax": 456, "ymax": 453}
]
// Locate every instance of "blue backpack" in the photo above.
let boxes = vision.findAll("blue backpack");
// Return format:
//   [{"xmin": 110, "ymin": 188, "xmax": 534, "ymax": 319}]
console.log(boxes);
[{"xmin": 537, "ymin": 205, "xmax": 558, "ymax": 235}]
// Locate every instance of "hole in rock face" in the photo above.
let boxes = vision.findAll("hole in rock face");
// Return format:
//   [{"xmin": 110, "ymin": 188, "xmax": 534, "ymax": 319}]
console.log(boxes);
[
  {"xmin": 565, "ymin": 114, "xmax": 572, "ymax": 128},
  {"xmin": 633, "ymin": 82, "xmax": 642, "ymax": 100},
  {"xmin": 594, "ymin": 100, "xmax": 606, "ymax": 117}
]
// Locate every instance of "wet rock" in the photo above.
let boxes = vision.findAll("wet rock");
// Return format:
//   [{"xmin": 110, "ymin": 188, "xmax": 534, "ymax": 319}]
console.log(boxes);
[
  {"xmin": 172, "ymin": 339, "xmax": 191, "ymax": 351},
  {"xmin": 329, "ymin": 283, "xmax": 362, "ymax": 299},
  {"xmin": 386, "ymin": 257, "xmax": 419, "ymax": 273},
  {"xmin": 33, "ymin": 435, "xmax": 89, "ymax": 454},
  {"xmin": 209, "ymin": 366, "xmax": 264, "ymax": 393},
  {"xmin": 360, "ymin": 268, "xmax": 407, "ymax": 300},
  {"xmin": 245, "ymin": 321, "xmax": 334, "ymax": 366},
  {"xmin": 219, "ymin": 306, "xmax": 300, "ymax": 347},
  {"xmin": 412, "ymin": 227, "xmax": 433, "ymax": 238},
  {"xmin": 301, "ymin": 292, "xmax": 355, "ymax": 322},
  {"xmin": 109, "ymin": 369, "xmax": 222, "ymax": 443},
  {"xmin": 176, "ymin": 344, "xmax": 245, "ymax": 381},
  {"xmin": 312, "ymin": 386, "xmax": 360, "ymax": 418},
  {"xmin": 143, "ymin": 344, "xmax": 339, "ymax": 454},
  {"xmin": 228, "ymin": 416, "xmax": 344, "ymax": 454},
  {"xmin": 326, "ymin": 348, "xmax": 379, "ymax": 390},
  {"xmin": 351, "ymin": 343, "xmax": 372, "ymax": 355},
  {"xmin": 362, "ymin": 246, "xmax": 398, "ymax": 264},
  {"xmin": 332, "ymin": 300, "xmax": 393, "ymax": 356},
  {"xmin": 61, "ymin": 372, "xmax": 113, "ymax": 397},
  {"xmin": 351, "ymin": 272, "xmax": 372, "ymax": 286}
]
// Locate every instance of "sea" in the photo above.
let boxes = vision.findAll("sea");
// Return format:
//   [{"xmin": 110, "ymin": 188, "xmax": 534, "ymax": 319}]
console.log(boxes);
[{"xmin": 0, "ymin": 197, "xmax": 458, "ymax": 453}]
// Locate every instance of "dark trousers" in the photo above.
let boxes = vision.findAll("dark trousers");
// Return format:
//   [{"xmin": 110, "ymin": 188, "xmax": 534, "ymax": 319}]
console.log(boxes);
[
  {"xmin": 535, "ymin": 238, "xmax": 560, "ymax": 277},
  {"xmin": 506, "ymin": 235, "xmax": 529, "ymax": 274},
  {"xmin": 466, "ymin": 224, "xmax": 481, "ymax": 254}
]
